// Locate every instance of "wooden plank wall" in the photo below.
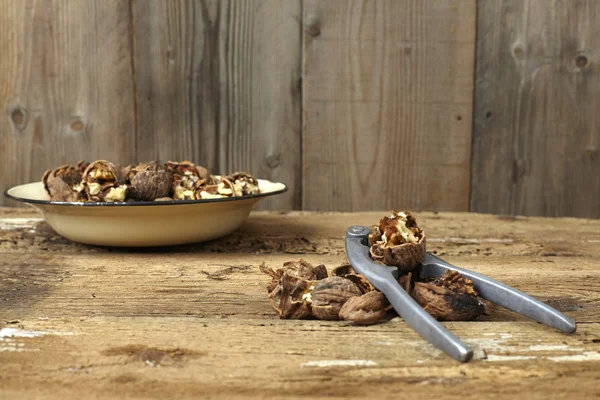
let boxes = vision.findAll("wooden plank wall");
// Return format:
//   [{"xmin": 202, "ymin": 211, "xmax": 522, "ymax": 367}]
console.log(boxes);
[
  {"xmin": 303, "ymin": 0, "xmax": 475, "ymax": 211},
  {"xmin": 132, "ymin": 0, "xmax": 302, "ymax": 210},
  {"xmin": 0, "ymin": 0, "xmax": 137, "ymax": 202},
  {"xmin": 472, "ymin": 0, "xmax": 600, "ymax": 219},
  {"xmin": 1, "ymin": 0, "xmax": 598, "ymax": 218}
]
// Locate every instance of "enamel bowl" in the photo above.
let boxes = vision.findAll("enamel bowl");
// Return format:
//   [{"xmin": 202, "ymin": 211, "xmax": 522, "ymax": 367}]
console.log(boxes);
[{"xmin": 4, "ymin": 179, "xmax": 287, "ymax": 247}]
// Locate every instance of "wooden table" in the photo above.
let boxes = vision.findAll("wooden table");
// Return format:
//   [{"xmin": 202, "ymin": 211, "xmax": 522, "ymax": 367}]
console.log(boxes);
[{"xmin": 1, "ymin": 208, "xmax": 599, "ymax": 399}]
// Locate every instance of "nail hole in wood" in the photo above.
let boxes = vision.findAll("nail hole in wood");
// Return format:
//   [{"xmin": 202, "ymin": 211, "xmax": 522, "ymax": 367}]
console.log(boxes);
[
  {"xmin": 306, "ymin": 23, "xmax": 321, "ymax": 37},
  {"xmin": 70, "ymin": 120, "xmax": 85, "ymax": 132},
  {"xmin": 513, "ymin": 46, "xmax": 524, "ymax": 58},
  {"xmin": 486, "ymin": 111, "xmax": 492, "ymax": 119},
  {"xmin": 11, "ymin": 109, "xmax": 25, "ymax": 125},
  {"xmin": 456, "ymin": 115, "xmax": 462, "ymax": 121},
  {"xmin": 575, "ymin": 55, "xmax": 588, "ymax": 68},
  {"xmin": 266, "ymin": 154, "xmax": 280, "ymax": 169},
  {"xmin": 10, "ymin": 107, "xmax": 27, "ymax": 130}
]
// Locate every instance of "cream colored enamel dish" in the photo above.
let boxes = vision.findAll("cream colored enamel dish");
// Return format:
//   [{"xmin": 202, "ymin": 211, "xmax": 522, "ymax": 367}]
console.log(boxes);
[{"xmin": 4, "ymin": 179, "xmax": 287, "ymax": 247}]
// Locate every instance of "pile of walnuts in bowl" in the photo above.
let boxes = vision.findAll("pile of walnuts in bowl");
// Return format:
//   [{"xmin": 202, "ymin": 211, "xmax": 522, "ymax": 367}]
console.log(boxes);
[
  {"xmin": 261, "ymin": 210, "xmax": 486, "ymax": 325},
  {"xmin": 42, "ymin": 160, "xmax": 260, "ymax": 202}
]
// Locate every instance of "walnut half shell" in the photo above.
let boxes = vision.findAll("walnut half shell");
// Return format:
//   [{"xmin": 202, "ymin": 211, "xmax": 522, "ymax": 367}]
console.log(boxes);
[
  {"xmin": 42, "ymin": 164, "xmax": 83, "ymax": 202},
  {"xmin": 369, "ymin": 211, "xmax": 426, "ymax": 272},
  {"xmin": 412, "ymin": 270, "xmax": 484, "ymax": 321}
]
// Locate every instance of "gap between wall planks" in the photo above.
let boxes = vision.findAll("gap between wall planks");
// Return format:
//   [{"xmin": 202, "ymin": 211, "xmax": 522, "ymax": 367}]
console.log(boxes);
[
  {"xmin": 302, "ymin": 0, "xmax": 477, "ymax": 212},
  {"xmin": 0, "ymin": 0, "xmax": 137, "ymax": 207},
  {"xmin": 471, "ymin": 0, "xmax": 600, "ymax": 219}
]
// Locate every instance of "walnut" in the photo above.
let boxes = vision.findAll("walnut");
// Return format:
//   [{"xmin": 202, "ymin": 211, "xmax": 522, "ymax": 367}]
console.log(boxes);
[
  {"xmin": 76, "ymin": 160, "xmax": 90, "ymax": 174},
  {"xmin": 196, "ymin": 165, "xmax": 216, "ymax": 184},
  {"xmin": 332, "ymin": 261, "xmax": 376, "ymax": 294},
  {"xmin": 126, "ymin": 162, "xmax": 172, "ymax": 201},
  {"xmin": 81, "ymin": 160, "xmax": 127, "ymax": 202},
  {"xmin": 224, "ymin": 172, "xmax": 260, "ymax": 196},
  {"xmin": 369, "ymin": 210, "xmax": 426, "ymax": 272},
  {"xmin": 306, "ymin": 276, "xmax": 362, "ymax": 320},
  {"xmin": 195, "ymin": 185, "xmax": 225, "ymax": 200},
  {"xmin": 339, "ymin": 291, "xmax": 389, "ymax": 325},
  {"xmin": 412, "ymin": 269, "xmax": 484, "ymax": 321},
  {"xmin": 259, "ymin": 260, "xmax": 328, "ymax": 319},
  {"xmin": 42, "ymin": 164, "xmax": 83, "ymax": 202},
  {"xmin": 166, "ymin": 161, "xmax": 202, "ymax": 200},
  {"xmin": 216, "ymin": 177, "xmax": 236, "ymax": 197}
]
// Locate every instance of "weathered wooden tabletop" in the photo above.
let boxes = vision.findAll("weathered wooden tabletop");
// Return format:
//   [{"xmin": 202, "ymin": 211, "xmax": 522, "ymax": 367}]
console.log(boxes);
[{"xmin": 1, "ymin": 208, "xmax": 599, "ymax": 399}]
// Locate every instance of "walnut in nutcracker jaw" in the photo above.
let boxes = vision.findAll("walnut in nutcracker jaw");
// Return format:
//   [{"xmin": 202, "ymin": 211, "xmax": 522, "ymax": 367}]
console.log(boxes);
[{"xmin": 369, "ymin": 210, "xmax": 426, "ymax": 272}]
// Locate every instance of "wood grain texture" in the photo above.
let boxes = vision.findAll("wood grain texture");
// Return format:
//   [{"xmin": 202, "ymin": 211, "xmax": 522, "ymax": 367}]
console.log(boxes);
[
  {"xmin": 471, "ymin": 0, "xmax": 600, "ymax": 218},
  {"xmin": 132, "ymin": 0, "xmax": 302, "ymax": 210},
  {"xmin": 0, "ymin": 0, "xmax": 136, "ymax": 207},
  {"xmin": 302, "ymin": 0, "xmax": 476, "ymax": 211},
  {"xmin": 1, "ymin": 209, "xmax": 600, "ymax": 399}
]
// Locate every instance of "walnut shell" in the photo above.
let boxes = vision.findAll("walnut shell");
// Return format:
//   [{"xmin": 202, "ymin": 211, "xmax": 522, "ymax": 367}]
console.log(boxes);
[
  {"xmin": 368, "ymin": 226, "xmax": 382, "ymax": 246},
  {"xmin": 267, "ymin": 274, "xmax": 312, "ymax": 319},
  {"xmin": 76, "ymin": 160, "xmax": 90, "ymax": 174},
  {"xmin": 412, "ymin": 281, "xmax": 484, "ymax": 321},
  {"xmin": 332, "ymin": 262, "xmax": 375, "ymax": 294},
  {"xmin": 81, "ymin": 160, "xmax": 127, "ymax": 201},
  {"xmin": 42, "ymin": 164, "xmax": 83, "ymax": 202},
  {"xmin": 259, "ymin": 260, "xmax": 328, "ymax": 320},
  {"xmin": 380, "ymin": 235, "xmax": 427, "ymax": 272},
  {"xmin": 225, "ymin": 171, "xmax": 260, "ymax": 196},
  {"xmin": 82, "ymin": 160, "xmax": 123, "ymax": 184},
  {"xmin": 195, "ymin": 165, "xmax": 216, "ymax": 184},
  {"xmin": 165, "ymin": 161, "xmax": 200, "ymax": 179},
  {"xmin": 310, "ymin": 276, "xmax": 362, "ymax": 320},
  {"xmin": 369, "ymin": 211, "xmax": 426, "ymax": 271},
  {"xmin": 339, "ymin": 291, "xmax": 389, "ymax": 325},
  {"xmin": 280, "ymin": 259, "xmax": 328, "ymax": 281},
  {"xmin": 129, "ymin": 170, "xmax": 172, "ymax": 201}
]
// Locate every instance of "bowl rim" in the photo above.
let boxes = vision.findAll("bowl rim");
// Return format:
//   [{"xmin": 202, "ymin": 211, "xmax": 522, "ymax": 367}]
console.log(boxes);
[{"xmin": 4, "ymin": 180, "xmax": 288, "ymax": 207}]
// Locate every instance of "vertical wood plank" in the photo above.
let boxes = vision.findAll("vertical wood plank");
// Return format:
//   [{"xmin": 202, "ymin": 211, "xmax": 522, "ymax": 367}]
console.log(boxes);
[
  {"xmin": 472, "ymin": 0, "xmax": 600, "ymax": 218},
  {"xmin": 302, "ymin": 0, "xmax": 476, "ymax": 211},
  {"xmin": 0, "ymin": 0, "xmax": 136, "ymax": 206},
  {"xmin": 133, "ymin": 0, "xmax": 302, "ymax": 210}
]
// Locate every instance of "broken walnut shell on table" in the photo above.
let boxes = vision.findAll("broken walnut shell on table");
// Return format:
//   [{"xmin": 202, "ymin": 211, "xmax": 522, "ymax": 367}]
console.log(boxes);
[
  {"xmin": 339, "ymin": 291, "xmax": 389, "ymax": 325},
  {"xmin": 260, "ymin": 260, "xmax": 328, "ymax": 319},
  {"xmin": 269, "ymin": 274, "xmax": 313, "ymax": 320},
  {"xmin": 308, "ymin": 276, "xmax": 363, "ymax": 320},
  {"xmin": 332, "ymin": 262, "xmax": 376, "ymax": 294},
  {"xmin": 412, "ymin": 270, "xmax": 485, "ymax": 321}
]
